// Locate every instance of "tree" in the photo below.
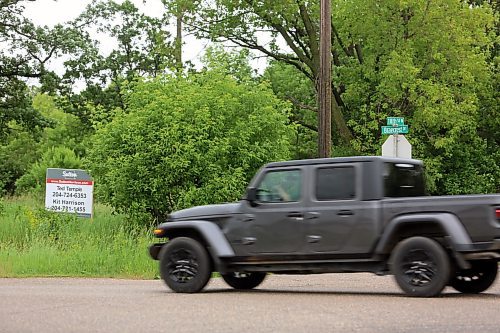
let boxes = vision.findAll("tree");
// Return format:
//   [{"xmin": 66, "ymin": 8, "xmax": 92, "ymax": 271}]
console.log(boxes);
[
  {"xmin": 16, "ymin": 146, "xmax": 83, "ymax": 194},
  {"xmin": 161, "ymin": 0, "xmax": 199, "ymax": 72},
  {"xmin": 181, "ymin": 0, "xmax": 355, "ymax": 146},
  {"xmin": 0, "ymin": 128, "xmax": 39, "ymax": 194},
  {"xmin": 59, "ymin": 0, "xmax": 177, "ymax": 126},
  {"xmin": 87, "ymin": 69, "xmax": 295, "ymax": 221},
  {"xmin": 7, "ymin": 94, "xmax": 88, "ymax": 195},
  {"xmin": 181, "ymin": 1, "xmax": 499, "ymax": 195},
  {"xmin": 333, "ymin": 0, "xmax": 499, "ymax": 194},
  {"xmin": 0, "ymin": 0, "xmax": 64, "ymax": 139},
  {"xmin": 262, "ymin": 61, "xmax": 317, "ymax": 158},
  {"xmin": 0, "ymin": 0, "xmax": 54, "ymax": 192},
  {"xmin": 69, "ymin": 0, "xmax": 175, "ymax": 82}
]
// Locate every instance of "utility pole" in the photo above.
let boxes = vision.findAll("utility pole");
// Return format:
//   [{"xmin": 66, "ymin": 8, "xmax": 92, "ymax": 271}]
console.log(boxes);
[{"xmin": 318, "ymin": 0, "xmax": 332, "ymax": 158}]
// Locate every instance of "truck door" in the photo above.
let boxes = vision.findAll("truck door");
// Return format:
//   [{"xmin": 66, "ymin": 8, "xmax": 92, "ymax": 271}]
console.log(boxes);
[
  {"xmin": 305, "ymin": 164, "xmax": 376, "ymax": 254},
  {"xmin": 240, "ymin": 168, "xmax": 306, "ymax": 254}
]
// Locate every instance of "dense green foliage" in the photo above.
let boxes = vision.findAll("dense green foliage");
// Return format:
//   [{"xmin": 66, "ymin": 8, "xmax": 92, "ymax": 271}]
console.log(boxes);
[
  {"xmin": 0, "ymin": 129, "xmax": 38, "ymax": 194},
  {"xmin": 332, "ymin": 0, "xmax": 500, "ymax": 194},
  {"xmin": 16, "ymin": 146, "xmax": 83, "ymax": 194},
  {"xmin": 184, "ymin": 0, "xmax": 499, "ymax": 194},
  {"xmin": 87, "ymin": 69, "xmax": 295, "ymax": 221}
]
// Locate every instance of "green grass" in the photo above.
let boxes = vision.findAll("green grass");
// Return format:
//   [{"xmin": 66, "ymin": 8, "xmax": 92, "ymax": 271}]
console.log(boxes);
[{"xmin": 0, "ymin": 196, "xmax": 158, "ymax": 278}]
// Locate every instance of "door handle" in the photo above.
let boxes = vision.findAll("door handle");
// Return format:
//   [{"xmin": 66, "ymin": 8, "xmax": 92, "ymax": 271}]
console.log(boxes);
[
  {"xmin": 306, "ymin": 212, "xmax": 320, "ymax": 220},
  {"xmin": 337, "ymin": 210, "xmax": 354, "ymax": 216},
  {"xmin": 287, "ymin": 212, "xmax": 304, "ymax": 221},
  {"xmin": 307, "ymin": 235, "xmax": 322, "ymax": 243},
  {"xmin": 241, "ymin": 237, "xmax": 256, "ymax": 245},
  {"xmin": 242, "ymin": 214, "xmax": 254, "ymax": 222}
]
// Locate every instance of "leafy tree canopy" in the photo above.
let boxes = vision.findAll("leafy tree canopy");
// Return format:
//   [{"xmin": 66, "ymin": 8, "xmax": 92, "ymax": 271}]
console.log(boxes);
[
  {"xmin": 87, "ymin": 69, "xmax": 295, "ymax": 221},
  {"xmin": 190, "ymin": 0, "xmax": 498, "ymax": 193},
  {"xmin": 333, "ymin": 0, "xmax": 499, "ymax": 193},
  {"xmin": 59, "ymin": 0, "xmax": 177, "ymax": 125}
]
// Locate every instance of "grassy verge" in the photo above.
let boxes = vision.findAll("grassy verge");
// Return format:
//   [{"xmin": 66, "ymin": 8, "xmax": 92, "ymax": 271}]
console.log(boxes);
[{"xmin": 0, "ymin": 196, "xmax": 158, "ymax": 278}]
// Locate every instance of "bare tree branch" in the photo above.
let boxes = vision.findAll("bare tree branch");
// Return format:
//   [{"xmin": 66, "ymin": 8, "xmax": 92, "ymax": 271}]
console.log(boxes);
[{"xmin": 286, "ymin": 95, "xmax": 317, "ymax": 112}]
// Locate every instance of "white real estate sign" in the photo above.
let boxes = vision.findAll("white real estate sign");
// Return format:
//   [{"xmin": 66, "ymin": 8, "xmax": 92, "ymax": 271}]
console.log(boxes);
[
  {"xmin": 45, "ymin": 168, "xmax": 94, "ymax": 218},
  {"xmin": 382, "ymin": 135, "xmax": 412, "ymax": 159}
]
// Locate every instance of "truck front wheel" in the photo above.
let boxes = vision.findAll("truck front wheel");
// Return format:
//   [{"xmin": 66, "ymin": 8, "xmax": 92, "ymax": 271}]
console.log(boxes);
[
  {"xmin": 222, "ymin": 272, "xmax": 267, "ymax": 290},
  {"xmin": 450, "ymin": 260, "xmax": 498, "ymax": 294},
  {"xmin": 390, "ymin": 236, "xmax": 451, "ymax": 297},
  {"xmin": 159, "ymin": 237, "xmax": 212, "ymax": 293}
]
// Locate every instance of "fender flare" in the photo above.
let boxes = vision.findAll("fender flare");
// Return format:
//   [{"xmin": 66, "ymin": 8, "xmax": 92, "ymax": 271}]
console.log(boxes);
[
  {"xmin": 156, "ymin": 220, "xmax": 235, "ymax": 258},
  {"xmin": 374, "ymin": 213, "xmax": 472, "ymax": 255}
]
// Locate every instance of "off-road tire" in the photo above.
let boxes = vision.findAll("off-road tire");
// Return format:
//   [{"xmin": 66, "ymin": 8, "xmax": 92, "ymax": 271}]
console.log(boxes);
[
  {"xmin": 450, "ymin": 260, "xmax": 498, "ymax": 294},
  {"xmin": 222, "ymin": 272, "xmax": 267, "ymax": 290},
  {"xmin": 159, "ymin": 237, "xmax": 212, "ymax": 293},
  {"xmin": 390, "ymin": 236, "xmax": 451, "ymax": 297}
]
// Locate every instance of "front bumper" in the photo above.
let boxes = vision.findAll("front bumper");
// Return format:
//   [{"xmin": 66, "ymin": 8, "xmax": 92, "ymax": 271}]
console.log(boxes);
[{"xmin": 149, "ymin": 243, "xmax": 164, "ymax": 260}]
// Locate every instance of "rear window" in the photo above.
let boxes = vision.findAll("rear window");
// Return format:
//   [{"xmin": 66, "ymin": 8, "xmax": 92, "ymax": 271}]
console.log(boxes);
[{"xmin": 384, "ymin": 162, "xmax": 425, "ymax": 197}]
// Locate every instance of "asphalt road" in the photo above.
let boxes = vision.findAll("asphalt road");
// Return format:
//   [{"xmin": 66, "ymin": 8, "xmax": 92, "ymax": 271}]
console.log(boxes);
[{"xmin": 1, "ymin": 274, "xmax": 499, "ymax": 333}]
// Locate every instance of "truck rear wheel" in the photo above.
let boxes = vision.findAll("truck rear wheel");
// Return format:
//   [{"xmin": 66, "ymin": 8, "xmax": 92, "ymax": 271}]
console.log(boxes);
[
  {"xmin": 390, "ymin": 236, "xmax": 451, "ymax": 297},
  {"xmin": 450, "ymin": 260, "xmax": 498, "ymax": 294},
  {"xmin": 222, "ymin": 272, "xmax": 267, "ymax": 290},
  {"xmin": 159, "ymin": 237, "xmax": 212, "ymax": 293}
]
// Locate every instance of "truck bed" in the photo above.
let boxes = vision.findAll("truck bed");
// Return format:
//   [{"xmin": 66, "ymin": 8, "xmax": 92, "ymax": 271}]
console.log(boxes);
[{"xmin": 381, "ymin": 194, "xmax": 500, "ymax": 243}]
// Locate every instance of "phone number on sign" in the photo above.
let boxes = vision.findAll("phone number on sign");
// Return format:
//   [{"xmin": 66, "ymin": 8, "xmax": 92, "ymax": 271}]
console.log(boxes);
[
  {"xmin": 49, "ymin": 206, "xmax": 87, "ymax": 213},
  {"xmin": 51, "ymin": 192, "xmax": 87, "ymax": 199}
]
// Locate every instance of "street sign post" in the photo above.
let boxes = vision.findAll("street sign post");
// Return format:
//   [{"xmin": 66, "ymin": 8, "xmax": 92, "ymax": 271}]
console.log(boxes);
[
  {"xmin": 381, "ymin": 125, "xmax": 409, "ymax": 135},
  {"xmin": 381, "ymin": 117, "xmax": 412, "ymax": 158},
  {"xmin": 386, "ymin": 117, "xmax": 405, "ymax": 126}
]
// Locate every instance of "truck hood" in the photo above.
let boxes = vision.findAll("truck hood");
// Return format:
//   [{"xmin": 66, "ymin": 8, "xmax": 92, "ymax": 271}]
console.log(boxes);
[{"xmin": 170, "ymin": 202, "xmax": 242, "ymax": 221}]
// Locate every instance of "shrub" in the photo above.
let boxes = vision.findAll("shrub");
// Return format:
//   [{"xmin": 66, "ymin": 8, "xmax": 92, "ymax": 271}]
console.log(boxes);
[
  {"xmin": 16, "ymin": 146, "xmax": 83, "ymax": 194},
  {"xmin": 87, "ymin": 71, "xmax": 295, "ymax": 221}
]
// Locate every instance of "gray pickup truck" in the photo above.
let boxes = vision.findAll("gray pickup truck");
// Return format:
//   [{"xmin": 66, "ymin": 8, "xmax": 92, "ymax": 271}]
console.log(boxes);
[{"xmin": 149, "ymin": 156, "xmax": 500, "ymax": 297}]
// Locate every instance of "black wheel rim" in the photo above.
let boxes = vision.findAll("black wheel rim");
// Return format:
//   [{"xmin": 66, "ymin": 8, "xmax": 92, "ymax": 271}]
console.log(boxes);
[
  {"xmin": 455, "ymin": 265, "xmax": 489, "ymax": 283},
  {"xmin": 400, "ymin": 249, "xmax": 437, "ymax": 287},
  {"xmin": 233, "ymin": 272, "xmax": 251, "ymax": 279},
  {"xmin": 166, "ymin": 248, "xmax": 199, "ymax": 283},
  {"xmin": 455, "ymin": 272, "xmax": 483, "ymax": 283}
]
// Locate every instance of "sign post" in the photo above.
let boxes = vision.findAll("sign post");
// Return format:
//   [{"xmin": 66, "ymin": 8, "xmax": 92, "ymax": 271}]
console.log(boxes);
[
  {"xmin": 381, "ymin": 117, "xmax": 412, "ymax": 158},
  {"xmin": 45, "ymin": 168, "xmax": 94, "ymax": 218}
]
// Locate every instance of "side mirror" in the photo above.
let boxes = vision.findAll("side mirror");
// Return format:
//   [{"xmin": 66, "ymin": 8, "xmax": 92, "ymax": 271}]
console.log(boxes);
[{"xmin": 246, "ymin": 187, "xmax": 259, "ymax": 207}]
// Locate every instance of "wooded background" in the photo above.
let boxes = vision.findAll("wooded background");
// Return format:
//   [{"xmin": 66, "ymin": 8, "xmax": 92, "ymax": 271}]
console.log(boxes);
[{"xmin": 1, "ymin": 0, "xmax": 498, "ymax": 222}]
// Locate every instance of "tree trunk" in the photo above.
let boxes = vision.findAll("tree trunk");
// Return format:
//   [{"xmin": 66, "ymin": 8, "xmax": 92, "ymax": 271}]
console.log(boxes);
[
  {"xmin": 331, "ymin": 95, "xmax": 353, "ymax": 146},
  {"xmin": 175, "ymin": 9, "xmax": 183, "ymax": 73}
]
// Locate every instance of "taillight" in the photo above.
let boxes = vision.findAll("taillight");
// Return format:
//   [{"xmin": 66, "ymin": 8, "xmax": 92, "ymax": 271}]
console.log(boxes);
[{"xmin": 496, "ymin": 208, "xmax": 500, "ymax": 220}]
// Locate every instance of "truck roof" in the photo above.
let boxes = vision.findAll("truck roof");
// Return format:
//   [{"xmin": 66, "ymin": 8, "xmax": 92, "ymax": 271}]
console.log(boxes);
[{"xmin": 265, "ymin": 156, "xmax": 423, "ymax": 168}]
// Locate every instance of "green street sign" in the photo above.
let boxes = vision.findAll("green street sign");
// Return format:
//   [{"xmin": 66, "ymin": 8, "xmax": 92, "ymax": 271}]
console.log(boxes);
[
  {"xmin": 382, "ymin": 125, "xmax": 409, "ymax": 135},
  {"xmin": 387, "ymin": 117, "xmax": 405, "ymax": 126}
]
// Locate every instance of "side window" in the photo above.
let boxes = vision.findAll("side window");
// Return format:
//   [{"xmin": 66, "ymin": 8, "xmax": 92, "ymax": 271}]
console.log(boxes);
[
  {"xmin": 384, "ymin": 163, "xmax": 425, "ymax": 197},
  {"xmin": 315, "ymin": 167, "xmax": 355, "ymax": 201},
  {"xmin": 256, "ymin": 170, "xmax": 302, "ymax": 203}
]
